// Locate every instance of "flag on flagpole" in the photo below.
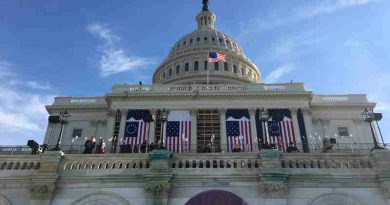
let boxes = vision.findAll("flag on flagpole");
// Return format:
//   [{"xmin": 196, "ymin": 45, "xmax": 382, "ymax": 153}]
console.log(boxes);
[
  {"xmin": 166, "ymin": 110, "xmax": 192, "ymax": 153},
  {"xmin": 208, "ymin": 51, "xmax": 226, "ymax": 62},
  {"xmin": 226, "ymin": 109, "xmax": 253, "ymax": 152}
]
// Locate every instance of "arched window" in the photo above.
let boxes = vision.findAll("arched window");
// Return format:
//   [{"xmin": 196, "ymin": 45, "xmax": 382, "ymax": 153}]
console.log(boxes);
[
  {"xmin": 168, "ymin": 68, "xmax": 172, "ymax": 76},
  {"xmin": 226, "ymin": 40, "xmax": 230, "ymax": 44},
  {"xmin": 176, "ymin": 65, "xmax": 180, "ymax": 74},
  {"xmin": 212, "ymin": 37, "xmax": 216, "ymax": 41},
  {"xmin": 194, "ymin": 61, "xmax": 199, "ymax": 71},
  {"xmin": 241, "ymin": 67, "xmax": 245, "ymax": 75},
  {"xmin": 214, "ymin": 62, "xmax": 219, "ymax": 71},
  {"xmin": 204, "ymin": 37, "xmax": 208, "ymax": 42},
  {"xmin": 162, "ymin": 72, "xmax": 166, "ymax": 79},
  {"xmin": 204, "ymin": 61, "xmax": 208, "ymax": 70},
  {"xmin": 233, "ymin": 65, "xmax": 237, "ymax": 73},
  {"xmin": 185, "ymin": 63, "xmax": 189, "ymax": 72},
  {"xmin": 224, "ymin": 62, "xmax": 228, "ymax": 71},
  {"xmin": 219, "ymin": 38, "xmax": 223, "ymax": 43},
  {"xmin": 197, "ymin": 37, "xmax": 200, "ymax": 42},
  {"xmin": 190, "ymin": 39, "xmax": 193, "ymax": 44},
  {"xmin": 183, "ymin": 41, "xmax": 186, "ymax": 45}
]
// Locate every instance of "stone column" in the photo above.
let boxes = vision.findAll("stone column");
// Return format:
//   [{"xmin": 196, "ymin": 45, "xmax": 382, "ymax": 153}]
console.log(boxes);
[
  {"xmin": 219, "ymin": 108, "xmax": 227, "ymax": 152},
  {"xmin": 190, "ymin": 109, "xmax": 198, "ymax": 153},
  {"xmin": 145, "ymin": 149, "xmax": 172, "ymax": 205},
  {"xmin": 302, "ymin": 109, "xmax": 314, "ymax": 141},
  {"xmin": 371, "ymin": 150, "xmax": 390, "ymax": 205},
  {"xmin": 29, "ymin": 151, "xmax": 63, "ymax": 205},
  {"xmin": 323, "ymin": 120, "xmax": 331, "ymax": 138},
  {"xmin": 249, "ymin": 108, "xmax": 258, "ymax": 152},
  {"xmin": 290, "ymin": 108, "xmax": 302, "ymax": 145},
  {"xmin": 117, "ymin": 109, "xmax": 128, "ymax": 151},
  {"xmin": 149, "ymin": 109, "xmax": 157, "ymax": 144},
  {"xmin": 105, "ymin": 109, "xmax": 116, "ymax": 140},
  {"xmin": 259, "ymin": 149, "xmax": 289, "ymax": 205}
]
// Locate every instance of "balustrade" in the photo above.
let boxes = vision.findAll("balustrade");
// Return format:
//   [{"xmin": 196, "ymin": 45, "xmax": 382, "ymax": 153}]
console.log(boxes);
[{"xmin": 280, "ymin": 153, "xmax": 375, "ymax": 169}]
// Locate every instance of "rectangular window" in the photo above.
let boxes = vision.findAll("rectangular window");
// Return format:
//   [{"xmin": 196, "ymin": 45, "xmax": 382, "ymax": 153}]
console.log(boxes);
[
  {"xmin": 72, "ymin": 129, "xmax": 82, "ymax": 139},
  {"xmin": 194, "ymin": 61, "xmax": 199, "ymax": 71},
  {"xmin": 176, "ymin": 65, "xmax": 180, "ymax": 74},
  {"xmin": 214, "ymin": 62, "xmax": 219, "ymax": 71},
  {"xmin": 224, "ymin": 62, "xmax": 228, "ymax": 71},
  {"xmin": 338, "ymin": 127, "xmax": 349, "ymax": 136},
  {"xmin": 185, "ymin": 63, "xmax": 189, "ymax": 72}
]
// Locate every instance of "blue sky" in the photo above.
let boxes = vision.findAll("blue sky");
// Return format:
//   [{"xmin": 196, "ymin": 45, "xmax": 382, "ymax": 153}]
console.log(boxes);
[{"xmin": 0, "ymin": 0, "xmax": 389, "ymax": 145}]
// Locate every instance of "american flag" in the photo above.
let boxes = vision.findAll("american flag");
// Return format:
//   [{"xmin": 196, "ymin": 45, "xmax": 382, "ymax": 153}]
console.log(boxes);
[
  {"xmin": 226, "ymin": 109, "xmax": 252, "ymax": 152},
  {"xmin": 267, "ymin": 116, "xmax": 296, "ymax": 152},
  {"xmin": 166, "ymin": 110, "xmax": 191, "ymax": 153},
  {"xmin": 208, "ymin": 51, "xmax": 226, "ymax": 63},
  {"xmin": 123, "ymin": 110, "xmax": 151, "ymax": 145},
  {"xmin": 124, "ymin": 118, "xmax": 150, "ymax": 145}
]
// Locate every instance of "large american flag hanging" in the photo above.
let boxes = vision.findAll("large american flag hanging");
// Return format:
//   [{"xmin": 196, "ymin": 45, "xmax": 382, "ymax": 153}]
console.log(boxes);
[
  {"xmin": 208, "ymin": 51, "xmax": 226, "ymax": 63},
  {"xmin": 166, "ymin": 110, "xmax": 191, "ymax": 153},
  {"xmin": 226, "ymin": 109, "xmax": 252, "ymax": 152},
  {"xmin": 267, "ymin": 116, "xmax": 296, "ymax": 152},
  {"xmin": 123, "ymin": 110, "xmax": 151, "ymax": 145}
]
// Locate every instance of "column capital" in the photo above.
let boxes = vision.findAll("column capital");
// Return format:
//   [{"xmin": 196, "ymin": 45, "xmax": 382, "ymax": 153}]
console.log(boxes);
[
  {"xmin": 145, "ymin": 183, "xmax": 170, "ymax": 199},
  {"xmin": 150, "ymin": 108, "xmax": 158, "ymax": 115},
  {"xmin": 219, "ymin": 108, "xmax": 226, "ymax": 114},
  {"xmin": 190, "ymin": 108, "xmax": 198, "ymax": 115},
  {"xmin": 290, "ymin": 108, "xmax": 299, "ymax": 114},
  {"xmin": 301, "ymin": 107, "xmax": 312, "ymax": 114},
  {"xmin": 120, "ymin": 108, "xmax": 128, "ymax": 115},
  {"xmin": 258, "ymin": 182, "xmax": 288, "ymax": 199},
  {"xmin": 107, "ymin": 109, "xmax": 117, "ymax": 117},
  {"xmin": 29, "ymin": 184, "xmax": 55, "ymax": 201}
]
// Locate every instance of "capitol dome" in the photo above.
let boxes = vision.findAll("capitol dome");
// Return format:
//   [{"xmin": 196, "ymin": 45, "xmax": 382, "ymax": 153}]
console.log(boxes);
[{"xmin": 152, "ymin": 3, "xmax": 261, "ymax": 84}]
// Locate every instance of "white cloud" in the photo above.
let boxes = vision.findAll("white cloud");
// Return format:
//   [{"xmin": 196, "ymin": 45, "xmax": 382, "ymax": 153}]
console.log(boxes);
[
  {"xmin": 0, "ymin": 60, "xmax": 14, "ymax": 78},
  {"xmin": 87, "ymin": 22, "xmax": 154, "ymax": 77},
  {"xmin": 264, "ymin": 64, "xmax": 295, "ymax": 83},
  {"xmin": 87, "ymin": 23, "xmax": 120, "ymax": 45},
  {"xmin": 9, "ymin": 80, "xmax": 51, "ymax": 90},
  {"xmin": 237, "ymin": 0, "xmax": 376, "ymax": 42},
  {"xmin": 0, "ymin": 60, "xmax": 55, "ymax": 145}
]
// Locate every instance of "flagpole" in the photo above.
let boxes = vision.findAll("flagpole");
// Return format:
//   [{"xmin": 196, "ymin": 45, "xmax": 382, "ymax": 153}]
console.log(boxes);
[{"xmin": 207, "ymin": 60, "xmax": 210, "ymax": 85}]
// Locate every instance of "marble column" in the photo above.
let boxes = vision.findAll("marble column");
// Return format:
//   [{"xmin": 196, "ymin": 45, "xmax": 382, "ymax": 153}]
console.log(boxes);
[
  {"xmin": 323, "ymin": 120, "xmax": 331, "ymax": 138},
  {"xmin": 302, "ymin": 109, "xmax": 314, "ymax": 144},
  {"xmin": 190, "ymin": 109, "xmax": 198, "ymax": 153},
  {"xmin": 105, "ymin": 109, "xmax": 116, "ymax": 140},
  {"xmin": 219, "ymin": 108, "xmax": 227, "ymax": 152},
  {"xmin": 290, "ymin": 108, "xmax": 302, "ymax": 145},
  {"xmin": 249, "ymin": 108, "xmax": 258, "ymax": 152},
  {"xmin": 117, "ymin": 109, "xmax": 128, "ymax": 152},
  {"xmin": 149, "ymin": 109, "xmax": 157, "ymax": 144}
]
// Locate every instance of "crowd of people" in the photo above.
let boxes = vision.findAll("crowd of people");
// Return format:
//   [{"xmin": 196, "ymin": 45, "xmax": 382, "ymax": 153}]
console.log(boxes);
[
  {"xmin": 119, "ymin": 140, "xmax": 158, "ymax": 153},
  {"xmin": 81, "ymin": 137, "xmax": 300, "ymax": 154},
  {"xmin": 83, "ymin": 136, "xmax": 106, "ymax": 154}
]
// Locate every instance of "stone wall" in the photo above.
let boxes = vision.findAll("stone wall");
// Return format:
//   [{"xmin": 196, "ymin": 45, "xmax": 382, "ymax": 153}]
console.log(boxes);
[{"xmin": 0, "ymin": 149, "xmax": 389, "ymax": 205}]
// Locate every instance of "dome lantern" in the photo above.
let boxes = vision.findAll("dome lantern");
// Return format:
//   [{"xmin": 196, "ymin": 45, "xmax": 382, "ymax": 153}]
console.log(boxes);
[{"xmin": 196, "ymin": 0, "xmax": 216, "ymax": 30}]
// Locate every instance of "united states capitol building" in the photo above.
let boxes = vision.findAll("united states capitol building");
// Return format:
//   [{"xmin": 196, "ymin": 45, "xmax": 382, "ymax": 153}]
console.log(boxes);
[{"xmin": 0, "ymin": 1, "xmax": 389, "ymax": 205}]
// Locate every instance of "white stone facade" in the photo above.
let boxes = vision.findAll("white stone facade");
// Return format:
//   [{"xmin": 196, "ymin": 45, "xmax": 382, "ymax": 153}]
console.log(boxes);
[{"xmin": 0, "ymin": 2, "xmax": 388, "ymax": 205}]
